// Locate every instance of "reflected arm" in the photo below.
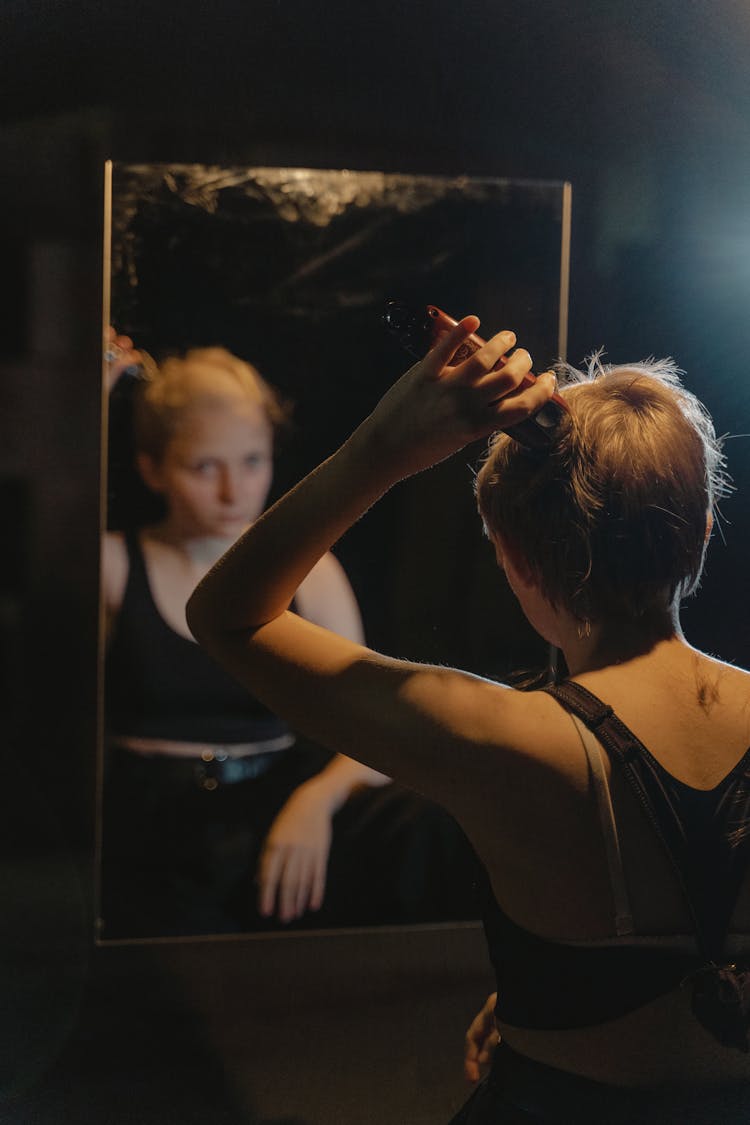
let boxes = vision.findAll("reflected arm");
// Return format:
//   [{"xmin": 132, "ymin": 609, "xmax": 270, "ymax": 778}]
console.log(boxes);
[
  {"xmin": 295, "ymin": 550, "xmax": 390, "ymax": 795},
  {"xmin": 101, "ymin": 531, "xmax": 129, "ymax": 643}
]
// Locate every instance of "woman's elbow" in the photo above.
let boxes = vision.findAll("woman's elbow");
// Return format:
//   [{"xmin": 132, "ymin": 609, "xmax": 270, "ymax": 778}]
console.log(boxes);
[{"xmin": 185, "ymin": 587, "xmax": 248, "ymax": 652}]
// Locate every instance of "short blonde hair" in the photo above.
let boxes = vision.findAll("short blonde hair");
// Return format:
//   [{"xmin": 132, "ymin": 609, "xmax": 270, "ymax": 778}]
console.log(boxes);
[
  {"xmin": 134, "ymin": 347, "xmax": 289, "ymax": 460},
  {"xmin": 476, "ymin": 356, "xmax": 729, "ymax": 624}
]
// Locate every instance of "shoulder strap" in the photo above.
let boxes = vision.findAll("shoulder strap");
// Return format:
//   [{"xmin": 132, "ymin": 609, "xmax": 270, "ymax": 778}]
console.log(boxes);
[
  {"xmin": 544, "ymin": 680, "xmax": 617, "ymax": 736},
  {"xmin": 547, "ymin": 680, "xmax": 750, "ymax": 963},
  {"xmin": 119, "ymin": 529, "xmax": 152, "ymax": 609},
  {"xmin": 123, "ymin": 528, "xmax": 143, "ymax": 568},
  {"xmin": 567, "ymin": 712, "xmax": 634, "ymax": 936},
  {"xmin": 544, "ymin": 680, "xmax": 710, "ymax": 953},
  {"xmin": 546, "ymin": 681, "xmax": 750, "ymax": 1051}
]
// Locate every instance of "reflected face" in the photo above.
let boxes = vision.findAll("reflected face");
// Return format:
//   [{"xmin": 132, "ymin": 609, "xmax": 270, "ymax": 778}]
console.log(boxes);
[{"xmin": 140, "ymin": 400, "xmax": 274, "ymax": 538}]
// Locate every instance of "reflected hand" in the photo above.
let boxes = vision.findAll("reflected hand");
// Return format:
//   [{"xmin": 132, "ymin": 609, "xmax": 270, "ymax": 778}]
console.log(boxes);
[
  {"xmin": 463, "ymin": 993, "xmax": 500, "ymax": 1083},
  {"xmin": 361, "ymin": 317, "xmax": 556, "ymax": 481},
  {"xmin": 105, "ymin": 326, "xmax": 143, "ymax": 392},
  {"xmin": 257, "ymin": 780, "xmax": 334, "ymax": 923}
]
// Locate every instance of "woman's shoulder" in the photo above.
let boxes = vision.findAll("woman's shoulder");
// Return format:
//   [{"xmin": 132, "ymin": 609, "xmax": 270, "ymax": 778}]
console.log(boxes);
[
  {"xmin": 101, "ymin": 531, "xmax": 130, "ymax": 614},
  {"xmin": 452, "ymin": 678, "xmax": 590, "ymax": 787},
  {"xmin": 689, "ymin": 650, "xmax": 750, "ymax": 734},
  {"xmin": 561, "ymin": 647, "xmax": 750, "ymax": 786},
  {"xmin": 566, "ymin": 644, "xmax": 750, "ymax": 713},
  {"xmin": 694, "ymin": 648, "xmax": 750, "ymax": 685},
  {"xmin": 659, "ymin": 646, "xmax": 750, "ymax": 715},
  {"xmin": 296, "ymin": 551, "xmax": 349, "ymax": 598}
]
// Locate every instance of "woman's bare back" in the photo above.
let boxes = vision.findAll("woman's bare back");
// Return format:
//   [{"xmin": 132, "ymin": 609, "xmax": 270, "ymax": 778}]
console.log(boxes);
[{"xmin": 465, "ymin": 644, "xmax": 750, "ymax": 1085}]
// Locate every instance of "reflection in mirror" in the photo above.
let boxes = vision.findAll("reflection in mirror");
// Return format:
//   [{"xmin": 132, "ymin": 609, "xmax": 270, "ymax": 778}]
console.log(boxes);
[{"xmin": 97, "ymin": 164, "xmax": 571, "ymax": 942}]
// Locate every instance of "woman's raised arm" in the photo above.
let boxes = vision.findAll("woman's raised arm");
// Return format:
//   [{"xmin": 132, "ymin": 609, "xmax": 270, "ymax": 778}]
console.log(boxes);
[{"xmin": 185, "ymin": 317, "xmax": 556, "ymax": 799}]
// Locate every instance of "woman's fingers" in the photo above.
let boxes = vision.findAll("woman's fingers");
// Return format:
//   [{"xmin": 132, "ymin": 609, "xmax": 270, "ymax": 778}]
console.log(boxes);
[
  {"xmin": 435, "ymin": 326, "xmax": 556, "ymax": 434},
  {"xmin": 472, "ymin": 345, "xmax": 532, "ymax": 398},
  {"xmin": 292, "ymin": 852, "xmax": 315, "ymax": 919},
  {"xmin": 463, "ymin": 992, "xmax": 500, "ymax": 1083},
  {"xmin": 493, "ymin": 368, "xmax": 557, "ymax": 418},
  {"xmin": 441, "ymin": 330, "xmax": 535, "ymax": 405},
  {"xmin": 259, "ymin": 843, "xmax": 325, "ymax": 922},
  {"xmin": 431, "ymin": 323, "xmax": 528, "ymax": 400},
  {"xmin": 309, "ymin": 853, "xmax": 327, "ymax": 913},
  {"xmin": 455, "ymin": 330, "xmax": 517, "ymax": 382},
  {"xmin": 258, "ymin": 845, "xmax": 284, "ymax": 917},
  {"xmin": 463, "ymin": 1056, "xmax": 481, "ymax": 1083},
  {"xmin": 439, "ymin": 324, "xmax": 556, "ymax": 435},
  {"xmin": 428, "ymin": 315, "xmax": 481, "ymax": 370}
]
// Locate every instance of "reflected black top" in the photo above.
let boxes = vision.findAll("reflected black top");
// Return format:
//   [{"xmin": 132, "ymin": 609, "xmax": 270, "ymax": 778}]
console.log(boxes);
[
  {"xmin": 486, "ymin": 681, "xmax": 750, "ymax": 1032},
  {"xmin": 105, "ymin": 531, "xmax": 290, "ymax": 744}
]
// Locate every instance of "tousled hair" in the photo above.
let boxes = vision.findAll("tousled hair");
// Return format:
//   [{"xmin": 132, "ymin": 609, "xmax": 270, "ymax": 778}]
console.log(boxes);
[
  {"xmin": 475, "ymin": 355, "xmax": 730, "ymax": 624},
  {"xmin": 133, "ymin": 347, "xmax": 290, "ymax": 460}
]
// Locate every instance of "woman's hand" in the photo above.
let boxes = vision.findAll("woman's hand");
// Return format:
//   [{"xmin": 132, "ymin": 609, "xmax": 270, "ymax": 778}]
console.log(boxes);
[
  {"xmin": 256, "ymin": 779, "xmax": 335, "ymax": 922},
  {"xmin": 463, "ymin": 992, "xmax": 500, "ymax": 1083},
  {"xmin": 105, "ymin": 326, "xmax": 142, "ymax": 392},
  {"xmin": 357, "ymin": 316, "xmax": 556, "ymax": 481}
]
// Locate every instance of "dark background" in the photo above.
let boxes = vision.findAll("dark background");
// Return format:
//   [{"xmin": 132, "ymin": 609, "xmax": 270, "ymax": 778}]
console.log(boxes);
[{"xmin": 1, "ymin": 2, "xmax": 750, "ymax": 1121}]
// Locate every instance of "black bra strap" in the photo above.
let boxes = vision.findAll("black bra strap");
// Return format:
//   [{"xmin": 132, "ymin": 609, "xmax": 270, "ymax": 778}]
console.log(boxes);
[
  {"xmin": 543, "ymin": 681, "xmax": 715, "ymax": 959},
  {"xmin": 567, "ymin": 711, "xmax": 634, "ymax": 935},
  {"xmin": 123, "ymin": 528, "xmax": 146, "ymax": 577},
  {"xmin": 544, "ymin": 679, "xmax": 750, "ymax": 1050}
]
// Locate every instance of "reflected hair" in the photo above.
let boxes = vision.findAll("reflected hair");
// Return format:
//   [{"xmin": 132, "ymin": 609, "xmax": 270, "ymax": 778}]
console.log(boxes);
[
  {"xmin": 133, "ymin": 347, "xmax": 290, "ymax": 461},
  {"xmin": 475, "ymin": 355, "xmax": 730, "ymax": 623}
]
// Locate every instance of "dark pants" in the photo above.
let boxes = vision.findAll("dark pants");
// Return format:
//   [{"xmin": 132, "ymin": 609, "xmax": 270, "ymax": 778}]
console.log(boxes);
[
  {"xmin": 100, "ymin": 741, "xmax": 481, "ymax": 939},
  {"xmin": 449, "ymin": 1043, "xmax": 750, "ymax": 1125}
]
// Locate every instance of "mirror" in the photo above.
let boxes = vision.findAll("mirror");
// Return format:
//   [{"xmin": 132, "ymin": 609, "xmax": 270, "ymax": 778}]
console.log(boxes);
[{"xmin": 98, "ymin": 163, "xmax": 571, "ymax": 941}]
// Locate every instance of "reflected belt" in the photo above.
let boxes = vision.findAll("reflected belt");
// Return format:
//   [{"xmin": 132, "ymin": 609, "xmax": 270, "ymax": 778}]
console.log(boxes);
[{"xmin": 110, "ymin": 734, "xmax": 295, "ymax": 790}]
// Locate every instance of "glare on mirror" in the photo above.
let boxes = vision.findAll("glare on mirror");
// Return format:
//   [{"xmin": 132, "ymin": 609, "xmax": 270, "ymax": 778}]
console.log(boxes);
[{"xmin": 98, "ymin": 164, "xmax": 571, "ymax": 942}]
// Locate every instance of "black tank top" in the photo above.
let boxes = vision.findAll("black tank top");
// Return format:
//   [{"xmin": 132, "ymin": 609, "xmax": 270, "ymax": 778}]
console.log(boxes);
[{"xmin": 105, "ymin": 531, "xmax": 291, "ymax": 744}]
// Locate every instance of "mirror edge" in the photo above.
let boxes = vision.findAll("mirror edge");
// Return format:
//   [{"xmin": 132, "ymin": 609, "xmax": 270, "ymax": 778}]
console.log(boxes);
[{"xmin": 94, "ymin": 158, "xmax": 113, "ymax": 945}]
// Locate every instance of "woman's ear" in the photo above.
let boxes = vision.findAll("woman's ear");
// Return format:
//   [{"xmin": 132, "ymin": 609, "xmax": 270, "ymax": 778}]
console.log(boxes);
[
  {"xmin": 705, "ymin": 509, "xmax": 714, "ymax": 545},
  {"xmin": 135, "ymin": 451, "xmax": 165, "ymax": 494}
]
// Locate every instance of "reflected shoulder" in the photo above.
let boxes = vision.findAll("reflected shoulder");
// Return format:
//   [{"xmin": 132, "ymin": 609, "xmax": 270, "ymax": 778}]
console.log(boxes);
[
  {"xmin": 101, "ymin": 531, "xmax": 129, "ymax": 613},
  {"xmin": 295, "ymin": 551, "xmax": 364, "ymax": 643}
]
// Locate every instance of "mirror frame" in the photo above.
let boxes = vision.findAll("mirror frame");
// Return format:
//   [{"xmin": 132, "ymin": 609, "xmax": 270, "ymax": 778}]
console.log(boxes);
[{"xmin": 96, "ymin": 160, "xmax": 572, "ymax": 945}]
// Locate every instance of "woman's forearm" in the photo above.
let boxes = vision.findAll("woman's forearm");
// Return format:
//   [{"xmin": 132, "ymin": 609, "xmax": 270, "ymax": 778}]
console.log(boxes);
[{"xmin": 303, "ymin": 754, "xmax": 391, "ymax": 814}]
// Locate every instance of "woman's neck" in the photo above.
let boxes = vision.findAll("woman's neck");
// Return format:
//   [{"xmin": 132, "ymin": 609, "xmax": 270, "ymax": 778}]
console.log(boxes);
[
  {"xmin": 145, "ymin": 519, "xmax": 244, "ymax": 569},
  {"xmin": 560, "ymin": 604, "xmax": 684, "ymax": 677}
]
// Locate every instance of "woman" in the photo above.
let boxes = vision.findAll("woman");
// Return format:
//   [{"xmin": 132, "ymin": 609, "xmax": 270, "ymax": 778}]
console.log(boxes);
[
  {"xmin": 186, "ymin": 316, "xmax": 750, "ymax": 1121},
  {"xmin": 101, "ymin": 340, "xmax": 476, "ymax": 938}
]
